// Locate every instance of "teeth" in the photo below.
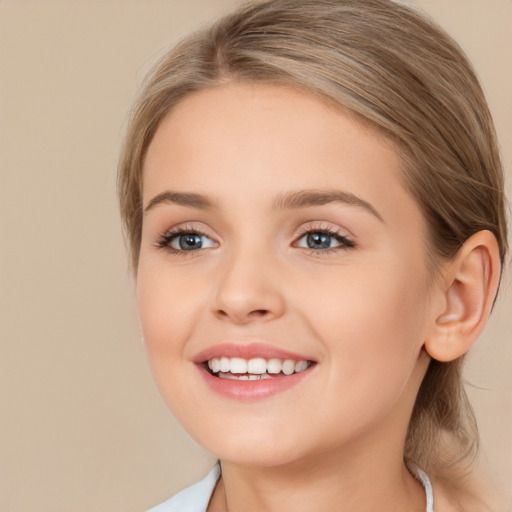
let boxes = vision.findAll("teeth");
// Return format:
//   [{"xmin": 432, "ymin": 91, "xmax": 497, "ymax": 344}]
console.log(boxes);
[
  {"xmin": 211, "ymin": 358, "xmax": 220, "ymax": 373},
  {"xmin": 219, "ymin": 357, "xmax": 230, "ymax": 373},
  {"xmin": 295, "ymin": 360, "xmax": 309, "ymax": 373},
  {"xmin": 282, "ymin": 359, "xmax": 296, "ymax": 375},
  {"xmin": 207, "ymin": 357, "xmax": 311, "ymax": 377},
  {"xmin": 230, "ymin": 357, "xmax": 247, "ymax": 374},
  {"xmin": 267, "ymin": 358, "xmax": 282, "ymax": 374},
  {"xmin": 218, "ymin": 372, "xmax": 272, "ymax": 380},
  {"xmin": 217, "ymin": 372, "xmax": 238, "ymax": 380},
  {"xmin": 247, "ymin": 358, "xmax": 267, "ymax": 374}
]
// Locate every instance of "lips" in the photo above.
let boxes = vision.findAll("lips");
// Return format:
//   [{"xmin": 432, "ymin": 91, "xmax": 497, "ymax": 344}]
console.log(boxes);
[
  {"xmin": 194, "ymin": 342, "xmax": 315, "ymax": 363},
  {"xmin": 194, "ymin": 342, "xmax": 317, "ymax": 400}
]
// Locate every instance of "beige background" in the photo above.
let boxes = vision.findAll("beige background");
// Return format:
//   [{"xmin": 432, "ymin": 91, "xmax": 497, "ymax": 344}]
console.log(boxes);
[{"xmin": 0, "ymin": 1, "xmax": 510, "ymax": 510}]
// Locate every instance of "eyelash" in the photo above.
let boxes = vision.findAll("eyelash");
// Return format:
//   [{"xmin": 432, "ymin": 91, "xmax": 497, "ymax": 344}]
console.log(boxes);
[{"xmin": 155, "ymin": 225, "xmax": 355, "ymax": 256}]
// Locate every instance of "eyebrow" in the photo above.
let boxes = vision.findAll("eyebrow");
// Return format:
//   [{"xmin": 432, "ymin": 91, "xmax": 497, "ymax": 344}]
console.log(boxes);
[
  {"xmin": 272, "ymin": 189, "xmax": 384, "ymax": 222},
  {"xmin": 144, "ymin": 188, "xmax": 383, "ymax": 222},
  {"xmin": 144, "ymin": 191, "xmax": 217, "ymax": 213}
]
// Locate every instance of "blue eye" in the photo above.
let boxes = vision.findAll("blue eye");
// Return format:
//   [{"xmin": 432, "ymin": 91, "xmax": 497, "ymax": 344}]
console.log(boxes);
[
  {"xmin": 159, "ymin": 230, "xmax": 217, "ymax": 252},
  {"xmin": 296, "ymin": 229, "xmax": 354, "ymax": 251}
]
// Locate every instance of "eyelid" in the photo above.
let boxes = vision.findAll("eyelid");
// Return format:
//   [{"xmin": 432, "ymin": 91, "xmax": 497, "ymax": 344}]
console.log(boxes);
[{"xmin": 293, "ymin": 222, "xmax": 352, "ymax": 240}]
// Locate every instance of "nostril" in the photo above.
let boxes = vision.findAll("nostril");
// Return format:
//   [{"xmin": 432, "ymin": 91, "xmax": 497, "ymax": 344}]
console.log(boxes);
[
  {"xmin": 215, "ymin": 307, "xmax": 271, "ymax": 323},
  {"xmin": 249, "ymin": 309, "xmax": 270, "ymax": 317}
]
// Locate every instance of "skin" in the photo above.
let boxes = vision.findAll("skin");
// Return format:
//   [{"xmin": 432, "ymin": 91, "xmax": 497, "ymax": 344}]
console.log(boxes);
[{"xmin": 136, "ymin": 83, "xmax": 497, "ymax": 511}]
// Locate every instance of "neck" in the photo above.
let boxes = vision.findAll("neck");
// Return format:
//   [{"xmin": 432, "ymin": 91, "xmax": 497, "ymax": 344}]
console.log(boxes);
[{"xmin": 209, "ymin": 441, "xmax": 426, "ymax": 512}]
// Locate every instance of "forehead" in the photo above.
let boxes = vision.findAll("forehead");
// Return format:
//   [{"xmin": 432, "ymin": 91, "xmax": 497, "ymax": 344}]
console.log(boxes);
[{"xmin": 145, "ymin": 84, "xmax": 398, "ymax": 187}]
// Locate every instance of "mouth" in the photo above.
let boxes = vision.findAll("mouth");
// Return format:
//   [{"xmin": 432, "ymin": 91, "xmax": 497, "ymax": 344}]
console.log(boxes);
[{"xmin": 194, "ymin": 343, "xmax": 317, "ymax": 400}]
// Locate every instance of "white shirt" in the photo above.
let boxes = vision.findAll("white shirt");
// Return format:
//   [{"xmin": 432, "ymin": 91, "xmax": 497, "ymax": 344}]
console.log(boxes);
[
  {"xmin": 147, "ymin": 463, "xmax": 434, "ymax": 512},
  {"xmin": 147, "ymin": 465, "xmax": 221, "ymax": 512}
]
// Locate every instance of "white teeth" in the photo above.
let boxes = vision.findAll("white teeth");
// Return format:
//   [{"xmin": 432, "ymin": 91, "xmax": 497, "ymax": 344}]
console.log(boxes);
[
  {"xmin": 267, "ymin": 358, "xmax": 282, "ymax": 374},
  {"xmin": 211, "ymin": 358, "xmax": 221, "ymax": 373},
  {"xmin": 230, "ymin": 357, "xmax": 248, "ymax": 374},
  {"xmin": 207, "ymin": 356, "xmax": 311, "ymax": 377},
  {"xmin": 295, "ymin": 360, "xmax": 309, "ymax": 373},
  {"xmin": 247, "ymin": 358, "xmax": 267, "ymax": 374},
  {"xmin": 282, "ymin": 359, "xmax": 296, "ymax": 375},
  {"xmin": 217, "ymin": 372, "xmax": 238, "ymax": 380},
  {"xmin": 219, "ymin": 357, "xmax": 230, "ymax": 373},
  {"xmin": 218, "ymin": 372, "xmax": 273, "ymax": 380}
]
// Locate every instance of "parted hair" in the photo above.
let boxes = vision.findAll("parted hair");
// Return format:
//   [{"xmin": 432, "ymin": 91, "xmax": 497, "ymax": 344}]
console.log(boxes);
[{"xmin": 118, "ymin": 0, "xmax": 508, "ymax": 488}]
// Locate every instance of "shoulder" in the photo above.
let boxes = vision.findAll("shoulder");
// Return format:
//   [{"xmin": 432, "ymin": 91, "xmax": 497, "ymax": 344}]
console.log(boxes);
[{"xmin": 147, "ymin": 465, "xmax": 221, "ymax": 512}]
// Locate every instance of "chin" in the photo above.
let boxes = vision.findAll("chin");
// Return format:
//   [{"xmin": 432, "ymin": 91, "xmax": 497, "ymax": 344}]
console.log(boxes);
[{"xmin": 186, "ymin": 420, "xmax": 307, "ymax": 468}]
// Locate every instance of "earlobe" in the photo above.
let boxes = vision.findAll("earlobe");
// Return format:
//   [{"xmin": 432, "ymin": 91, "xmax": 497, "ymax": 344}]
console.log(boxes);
[{"xmin": 424, "ymin": 230, "xmax": 500, "ymax": 363}]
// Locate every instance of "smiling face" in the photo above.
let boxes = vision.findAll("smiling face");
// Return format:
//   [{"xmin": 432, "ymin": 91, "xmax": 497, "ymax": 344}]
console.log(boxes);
[{"xmin": 137, "ymin": 83, "xmax": 438, "ymax": 467}]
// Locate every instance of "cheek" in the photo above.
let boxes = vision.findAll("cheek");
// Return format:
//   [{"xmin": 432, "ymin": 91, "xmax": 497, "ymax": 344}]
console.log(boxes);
[
  {"xmin": 294, "ymin": 266, "xmax": 431, "ymax": 441},
  {"xmin": 135, "ymin": 264, "xmax": 214, "ymax": 425},
  {"xmin": 302, "ymin": 255, "xmax": 431, "ymax": 382},
  {"xmin": 136, "ymin": 263, "xmax": 207, "ymax": 365}
]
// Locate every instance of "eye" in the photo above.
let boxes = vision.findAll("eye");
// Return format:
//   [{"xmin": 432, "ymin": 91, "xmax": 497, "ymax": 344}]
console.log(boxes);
[
  {"xmin": 295, "ymin": 228, "xmax": 354, "ymax": 251},
  {"xmin": 157, "ymin": 229, "xmax": 217, "ymax": 252},
  {"xmin": 171, "ymin": 233, "xmax": 214, "ymax": 251}
]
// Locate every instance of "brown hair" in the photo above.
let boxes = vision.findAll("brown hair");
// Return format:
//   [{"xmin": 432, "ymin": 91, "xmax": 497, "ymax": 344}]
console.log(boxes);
[{"xmin": 118, "ymin": 0, "xmax": 508, "ymax": 489}]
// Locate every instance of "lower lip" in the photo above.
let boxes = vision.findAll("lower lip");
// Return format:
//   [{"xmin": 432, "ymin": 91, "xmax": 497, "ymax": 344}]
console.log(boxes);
[{"xmin": 197, "ymin": 365, "xmax": 314, "ymax": 400}]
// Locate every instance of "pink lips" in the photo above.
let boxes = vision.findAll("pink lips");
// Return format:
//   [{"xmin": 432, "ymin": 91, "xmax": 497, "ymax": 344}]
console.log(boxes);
[
  {"xmin": 193, "ymin": 342, "xmax": 316, "ymax": 400},
  {"xmin": 193, "ymin": 342, "xmax": 314, "ymax": 364}
]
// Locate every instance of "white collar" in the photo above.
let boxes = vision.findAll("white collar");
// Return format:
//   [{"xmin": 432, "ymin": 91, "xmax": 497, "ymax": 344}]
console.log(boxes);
[{"xmin": 409, "ymin": 463, "xmax": 434, "ymax": 512}]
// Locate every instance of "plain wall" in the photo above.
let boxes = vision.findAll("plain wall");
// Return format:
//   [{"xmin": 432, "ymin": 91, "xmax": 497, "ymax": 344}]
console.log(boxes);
[{"xmin": 0, "ymin": 1, "xmax": 510, "ymax": 510}]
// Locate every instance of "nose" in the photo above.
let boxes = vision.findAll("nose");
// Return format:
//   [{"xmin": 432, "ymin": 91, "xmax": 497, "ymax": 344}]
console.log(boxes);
[{"xmin": 212, "ymin": 247, "xmax": 286, "ymax": 325}]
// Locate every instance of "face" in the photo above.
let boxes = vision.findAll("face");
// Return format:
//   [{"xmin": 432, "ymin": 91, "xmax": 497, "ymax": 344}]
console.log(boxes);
[{"xmin": 137, "ymin": 83, "xmax": 437, "ymax": 468}]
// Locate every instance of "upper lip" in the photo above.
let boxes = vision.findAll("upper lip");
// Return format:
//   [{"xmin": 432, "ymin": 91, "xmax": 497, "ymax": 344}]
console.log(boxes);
[{"xmin": 193, "ymin": 342, "xmax": 316, "ymax": 364}]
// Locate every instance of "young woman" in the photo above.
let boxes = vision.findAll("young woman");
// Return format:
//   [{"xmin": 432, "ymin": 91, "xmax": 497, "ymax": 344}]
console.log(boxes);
[{"xmin": 117, "ymin": 0, "xmax": 509, "ymax": 510}]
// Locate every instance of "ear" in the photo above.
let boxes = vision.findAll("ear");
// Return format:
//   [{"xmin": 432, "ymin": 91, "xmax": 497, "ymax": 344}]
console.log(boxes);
[{"xmin": 424, "ymin": 230, "xmax": 501, "ymax": 362}]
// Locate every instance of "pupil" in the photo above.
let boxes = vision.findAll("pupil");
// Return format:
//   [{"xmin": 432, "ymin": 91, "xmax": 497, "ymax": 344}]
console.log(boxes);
[
  {"xmin": 180, "ymin": 234, "xmax": 202, "ymax": 250},
  {"xmin": 307, "ymin": 232, "xmax": 331, "ymax": 249}
]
